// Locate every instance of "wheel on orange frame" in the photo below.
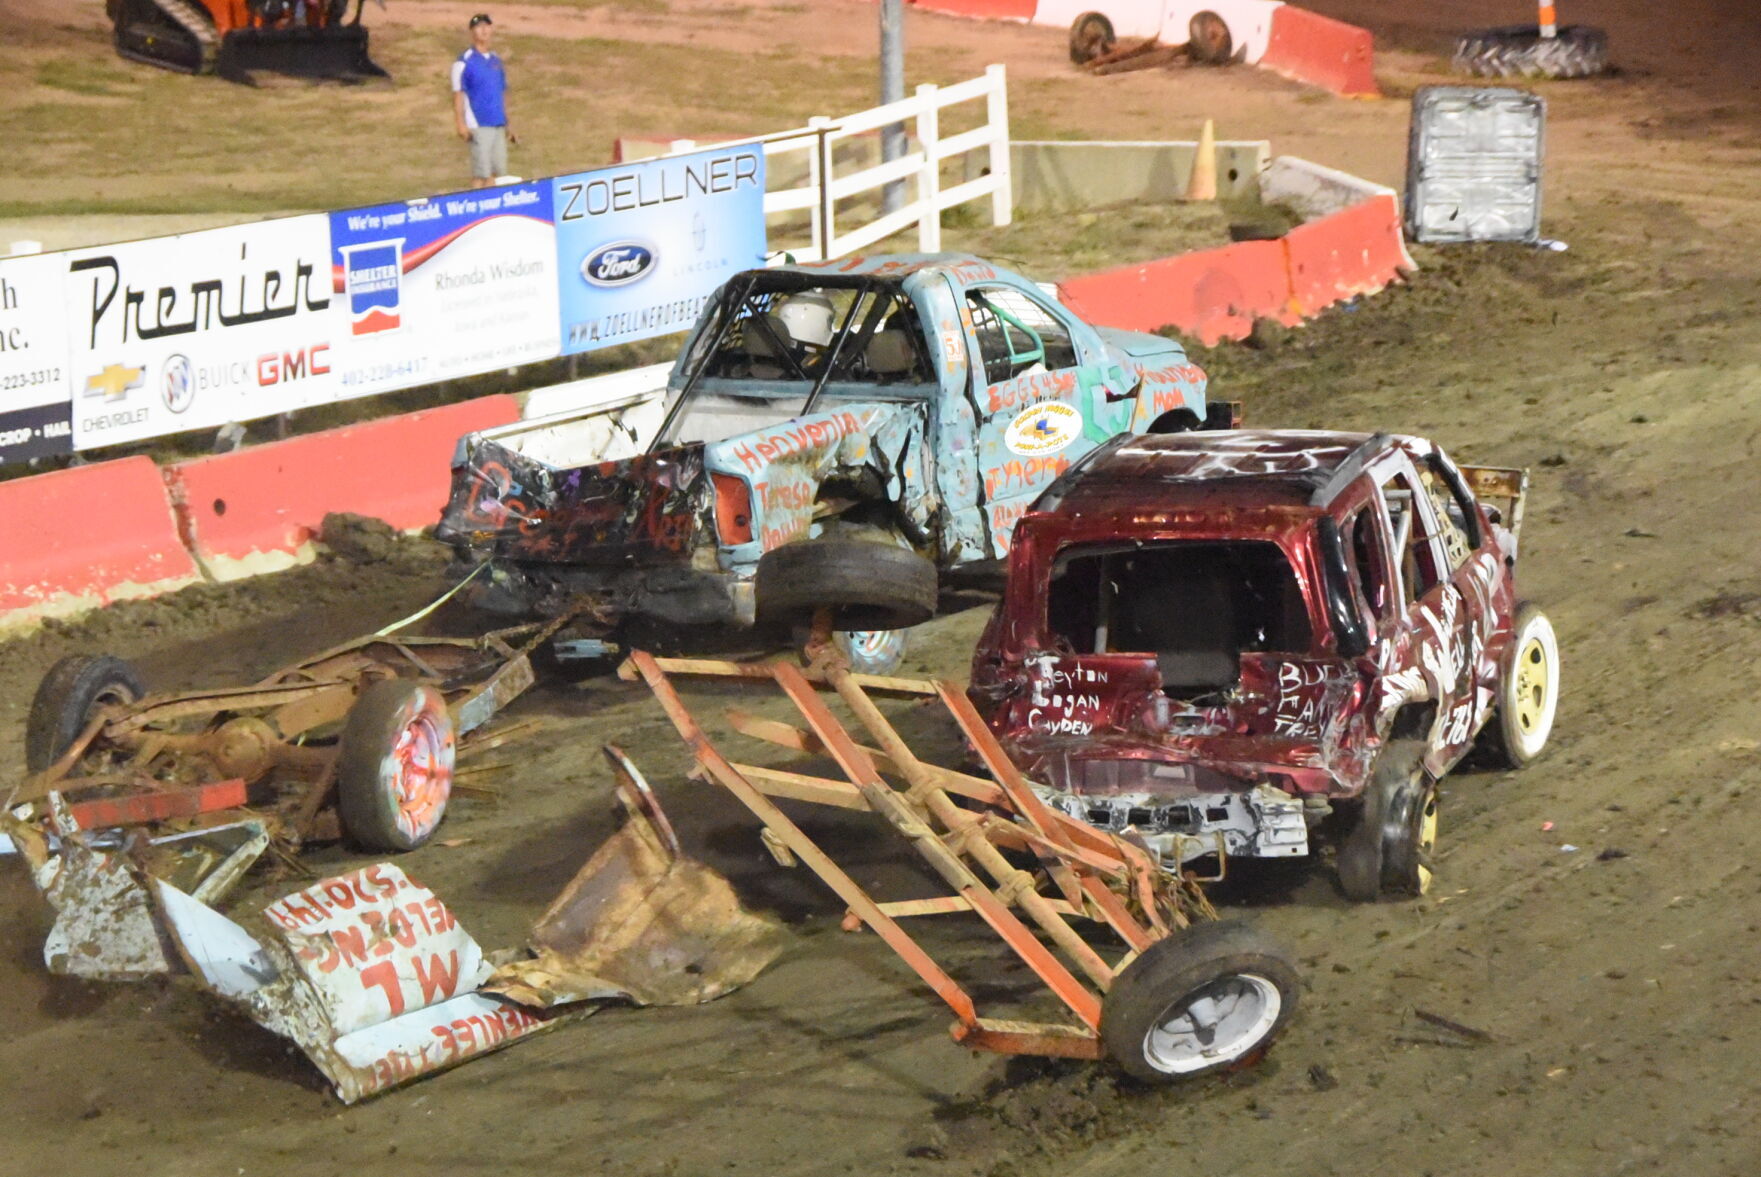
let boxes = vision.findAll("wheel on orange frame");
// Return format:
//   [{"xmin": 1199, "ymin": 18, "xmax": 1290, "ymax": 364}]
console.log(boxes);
[{"xmin": 1100, "ymin": 920, "xmax": 1298, "ymax": 1083}]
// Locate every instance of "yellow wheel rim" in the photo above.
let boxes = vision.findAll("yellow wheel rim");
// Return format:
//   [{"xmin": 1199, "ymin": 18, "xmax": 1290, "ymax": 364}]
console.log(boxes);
[
  {"xmin": 1513, "ymin": 636, "xmax": 1551, "ymax": 735},
  {"xmin": 1415, "ymin": 789, "xmax": 1439, "ymax": 895}
]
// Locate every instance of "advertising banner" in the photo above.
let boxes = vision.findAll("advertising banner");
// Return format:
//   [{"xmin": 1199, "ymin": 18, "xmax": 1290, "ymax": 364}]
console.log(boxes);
[
  {"xmin": 328, "ymin": 181, "xmax": 559, "ymax": 398},
  {"xmin": 0, "ymin": 252, "xmax": 75, "ymax": 465},
  {"xmin": 65, "ymin": 216, "xmax": 338, "ymax": 450},
  {"xmin": 554, "ymin": 143, "xmax": 767, "ymax": 354}
]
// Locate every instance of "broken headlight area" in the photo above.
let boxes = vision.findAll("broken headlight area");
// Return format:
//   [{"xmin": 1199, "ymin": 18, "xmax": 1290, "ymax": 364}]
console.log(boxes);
[{"xmin": 1030, "ymin": 756, "xmax": 1316, "ymax": 870}]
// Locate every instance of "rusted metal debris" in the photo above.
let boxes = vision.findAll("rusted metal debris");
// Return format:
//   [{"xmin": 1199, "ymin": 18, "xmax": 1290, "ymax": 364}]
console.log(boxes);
[
  {"xmin": 1085, "ymin": 38, "xmax": 1188, "ymax": 75},
  {"xmin": 11, "ymin": 610, "xmax": 587, "ymax": 863},
  {"xmin": 3, "ymin": 739, "xmax": 783, "ymax": 1103},
  {"xmin": 618, "ymin": 645, "xmax": 1298, "ymax": 1079},
  {"xmin": 165, "ymin": 861, "xmax": 559, "ymax": 1103},
  {"xmin": 488, "ymin": 745, "xmax": 788, "ymax": 1008}
]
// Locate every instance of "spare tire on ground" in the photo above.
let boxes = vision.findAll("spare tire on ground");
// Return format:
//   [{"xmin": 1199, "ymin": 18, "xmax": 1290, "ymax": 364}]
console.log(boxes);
[
  {"xmin": 1068, "ymin": 12, "xmax": 1116, "ymax": 65},
  {"xmin": 756, "ymin": 537, "xmax": 937, "ymax": 631},
  {"xmin": 1453, "ymin": 25, "xmax": 1608, "ymax": 79}
]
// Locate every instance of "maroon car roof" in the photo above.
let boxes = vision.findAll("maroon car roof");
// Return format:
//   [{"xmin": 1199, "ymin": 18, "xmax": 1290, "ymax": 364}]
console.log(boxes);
[{"xmin": 1045, "ymin": 429, "xmax": 1380, "ymax": 514}]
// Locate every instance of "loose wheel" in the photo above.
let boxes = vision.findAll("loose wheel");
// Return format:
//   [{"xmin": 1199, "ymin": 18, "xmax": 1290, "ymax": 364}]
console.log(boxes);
[
  {"xmin": 1101, "ymin": 920, "xmax": 1299, "ymax": 1083},
  {"xmin": 1068, "ymin": 12, "xmax": 1116, "ymax": 65},
  {"xmin": 26, "ymin": 654, "xmax": 146, "ymax": 772},
  {"xmin": 1187, "ymin": 11, "xmax": 1233, "ymax": 65},
  {"xmin": 1381, "ymin": 774, "xmax": 1439, "ymax": 896},
  {"xmin": 337, "ymin": 680, "xmax": 455, "ymax": 852},
  {"xmin": 1475, "ymin": 602, "xmax": 1560, "ymax": 769}
]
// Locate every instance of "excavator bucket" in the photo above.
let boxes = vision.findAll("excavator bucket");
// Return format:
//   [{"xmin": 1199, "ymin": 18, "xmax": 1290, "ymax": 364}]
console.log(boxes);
[
  {"xmin": 109, "ymin": 0, "xmax": 389, "ymax": 84},
  {"xmin": 214, "ymin": 25, "xmax": 389, "ymax": 85},
  {"xmin": 489, "ymin": 746, "xmax": 789, "ymax": 1009}
]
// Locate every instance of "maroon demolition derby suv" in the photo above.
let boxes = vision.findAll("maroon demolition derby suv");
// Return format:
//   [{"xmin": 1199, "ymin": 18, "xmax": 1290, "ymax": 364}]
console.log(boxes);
[{"xmin": 969, "ymin": 430, "xmax": 1561, "ymax": 901}]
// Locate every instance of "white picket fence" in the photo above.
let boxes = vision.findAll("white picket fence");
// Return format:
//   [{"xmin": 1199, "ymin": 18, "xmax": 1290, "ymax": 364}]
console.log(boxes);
[
  {"xmin": 655, "ymin": 65, "xmax": 1013, "ymax": 264},
  {"xmin": 521, "ymin": 68, "xmax": 1014, "ymax": 421}
]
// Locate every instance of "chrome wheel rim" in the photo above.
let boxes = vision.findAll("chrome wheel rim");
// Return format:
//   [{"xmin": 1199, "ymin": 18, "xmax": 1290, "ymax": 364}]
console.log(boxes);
[{"xmin": 1142, "ymin": 973, "xmax": 1282, "ymax": 1074}]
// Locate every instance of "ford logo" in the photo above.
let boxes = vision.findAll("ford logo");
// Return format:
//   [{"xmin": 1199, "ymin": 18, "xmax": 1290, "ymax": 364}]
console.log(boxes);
[{"xmin": 582, "ymin": 240, "xmax": 657, "ymax": 287}]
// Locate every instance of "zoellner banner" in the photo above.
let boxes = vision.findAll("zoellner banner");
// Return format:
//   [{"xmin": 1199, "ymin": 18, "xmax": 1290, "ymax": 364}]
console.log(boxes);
[
  {"xmin": 554, "ymin": 142, "xmax": 768, "ymax": 353},
  {"xmin": 3, "ymin": 144, "xmax": 768, "ymax": 465}
]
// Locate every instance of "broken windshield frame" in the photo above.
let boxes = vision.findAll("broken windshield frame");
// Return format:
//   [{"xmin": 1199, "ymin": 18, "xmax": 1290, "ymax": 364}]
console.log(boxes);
[{"xmin": 653, "ymin": 273, "xmax": 936, "ymax": 450}]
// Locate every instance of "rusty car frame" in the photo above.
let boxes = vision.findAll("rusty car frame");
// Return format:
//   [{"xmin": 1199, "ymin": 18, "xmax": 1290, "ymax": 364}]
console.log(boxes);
[{"xmin": 13, "ymin": 613, "xmax": 578, "ymax": 862}]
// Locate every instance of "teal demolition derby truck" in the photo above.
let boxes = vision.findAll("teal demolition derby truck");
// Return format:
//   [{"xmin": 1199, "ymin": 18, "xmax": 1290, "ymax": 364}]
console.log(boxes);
[{"xmin": 437, "ymin": 253, "xmax": 1227, "ymax": 671}]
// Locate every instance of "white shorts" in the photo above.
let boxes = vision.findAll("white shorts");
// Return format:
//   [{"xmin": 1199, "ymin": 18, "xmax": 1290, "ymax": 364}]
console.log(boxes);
[{"xmin": 469, "ymin": 126, "xmax": 508, "ymax": 179}]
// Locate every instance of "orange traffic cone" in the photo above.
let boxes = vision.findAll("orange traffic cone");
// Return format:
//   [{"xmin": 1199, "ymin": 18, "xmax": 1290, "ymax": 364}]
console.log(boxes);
[{"xmin": 1185, "ymin": 118, "xmax": 1218, "ymax": 201}]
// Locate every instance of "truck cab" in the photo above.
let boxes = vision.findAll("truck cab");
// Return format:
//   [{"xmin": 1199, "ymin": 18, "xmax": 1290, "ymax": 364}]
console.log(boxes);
[{"xmin": 438, "ymin": 254, "xmax": 1213, "ymax": 669}]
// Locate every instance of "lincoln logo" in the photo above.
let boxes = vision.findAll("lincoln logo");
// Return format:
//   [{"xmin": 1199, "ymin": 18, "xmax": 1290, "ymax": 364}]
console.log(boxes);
[{"xmin": 582, "ymin": 241, "xmax": 657, "ymax": 287}]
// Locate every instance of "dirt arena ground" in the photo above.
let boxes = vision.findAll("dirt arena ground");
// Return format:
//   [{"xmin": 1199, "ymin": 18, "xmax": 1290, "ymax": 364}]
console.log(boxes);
[{"xmin": 5, "ymin": 2, "xmax": 1761, "ymax": 1175}]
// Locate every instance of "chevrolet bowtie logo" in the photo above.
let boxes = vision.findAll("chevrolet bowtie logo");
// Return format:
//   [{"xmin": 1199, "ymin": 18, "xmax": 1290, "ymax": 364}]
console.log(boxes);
[{"xmin": 85, "ymin": 363, "xmax": 145, "ymax": 402}]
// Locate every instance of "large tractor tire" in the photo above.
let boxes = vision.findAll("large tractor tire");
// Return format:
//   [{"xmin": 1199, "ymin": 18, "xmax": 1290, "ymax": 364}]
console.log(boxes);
[{"xmin": 1453, "ymin": 25, "xmax": 1608, "ymax": 79}]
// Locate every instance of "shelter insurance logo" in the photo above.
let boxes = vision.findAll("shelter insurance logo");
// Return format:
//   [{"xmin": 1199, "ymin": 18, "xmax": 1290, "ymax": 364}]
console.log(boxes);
[{"xmin": 340, "ymin": 241, "xmax": 404, "ymax": 336}]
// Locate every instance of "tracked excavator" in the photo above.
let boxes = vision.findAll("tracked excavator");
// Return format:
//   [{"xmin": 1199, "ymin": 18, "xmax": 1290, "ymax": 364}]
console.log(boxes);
[{"xmin": 108, "ymin": 0, "xmax": 388, "ymax": 83}]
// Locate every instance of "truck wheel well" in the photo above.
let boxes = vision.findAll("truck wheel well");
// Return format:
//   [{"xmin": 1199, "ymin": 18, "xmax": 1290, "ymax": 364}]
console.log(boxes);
[
  {"xmin": 1147, "ymin": 408, "xmax": 1201, "ymax": 434},
  {"xmin": 1388, "ymin": 703, "xmax": 1437, "ymax": 742},
  {"xmin": 815, "ymin": 483, "xmax": 928, "ymax": 550}
]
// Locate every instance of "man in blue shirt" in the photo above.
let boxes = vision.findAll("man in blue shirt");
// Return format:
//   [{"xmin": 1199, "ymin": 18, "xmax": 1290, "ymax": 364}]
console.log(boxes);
[{"xmin": 451, "ymin": 13, "xmax": 515, "ymax": 189}]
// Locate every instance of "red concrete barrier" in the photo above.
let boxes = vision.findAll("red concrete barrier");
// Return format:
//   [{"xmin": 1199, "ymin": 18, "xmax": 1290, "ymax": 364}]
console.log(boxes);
[
  {"xmin": 164, "ymin": 396, "xmax": 520, "ymax": 580},
  {"xmin": 0, "ymin": 456, "xmax": 203, "ymax": 630},
  {"xmin": 908, "ymin": 0, "xmax": 1035, "ymax": 19},
  {"xmin": 1283, "ymin": 193, "xmax": 1411, "ymax": 316},
  {"xmin": 1260, "ymin": 6, "xmax": 1378, "ymax": 97},
  {"xmin": 1058, "ymin": 238, "xmax": 1296, "ymax": 346}
]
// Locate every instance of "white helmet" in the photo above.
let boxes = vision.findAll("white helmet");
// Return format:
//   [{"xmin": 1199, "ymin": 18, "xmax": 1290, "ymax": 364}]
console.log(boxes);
[{"xmin": 776, "ymin": 290, "xmax": 835, "ymax": 348}]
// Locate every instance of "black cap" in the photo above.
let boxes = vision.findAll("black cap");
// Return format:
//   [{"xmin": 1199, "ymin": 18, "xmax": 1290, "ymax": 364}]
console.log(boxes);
[{"xmin": 469, "ymin": 13, "xmax": 493, "ymax": 27}]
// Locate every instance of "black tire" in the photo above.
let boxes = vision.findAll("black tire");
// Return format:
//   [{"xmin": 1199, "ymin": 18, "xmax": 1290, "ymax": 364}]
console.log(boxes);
[
  {"xmin": 1381, "ymin": 774, "xmax": 1440, "ymax": 897},
  {"xmin": 1100, "ymin": 920, "xmax": 1299, "ymax": 1083},
  {"xmin": 337, "ymin": 680, "xmax": 455, "ymax": 852},
  {"xmin": 756, "ymin": 538, "xmax": 938, "ymax": 631},
  {"xmin": 1452, "ymin": 25, "xmax": 1607, "ymax": 79},
  {"xmin": 1147, "ymin": 408, "xmax": 1200, "ymax": 434},
  {"xmin": 1187, "ymin": 11, "xmax": 1233, "ymax": 65},
  {"xmin": 25, "ymin": 655, "xmax": 145, "ymax": 773},
  {"xmin": 1474, "ymin": 601, "xmax": 1560, "ymax": 769},
  {"xmin": 1337, "ymin": 739, "xmax": 1433, "ymax": 902},
  {"xmin": 1069, "ymin": 12, "xmax": 1116, "ymax": 65}
]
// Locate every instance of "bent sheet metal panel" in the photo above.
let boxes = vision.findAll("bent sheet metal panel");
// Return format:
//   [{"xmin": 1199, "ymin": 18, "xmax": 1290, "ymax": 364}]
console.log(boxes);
[{"xmin": 159, "ymin": 863, "xmax": 561, "ymax": 1104}]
